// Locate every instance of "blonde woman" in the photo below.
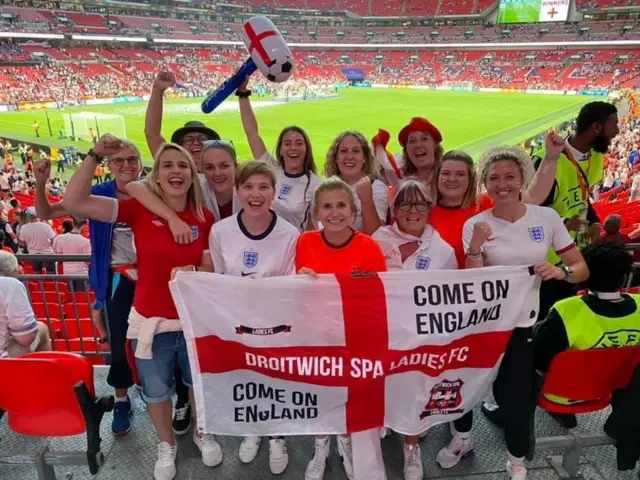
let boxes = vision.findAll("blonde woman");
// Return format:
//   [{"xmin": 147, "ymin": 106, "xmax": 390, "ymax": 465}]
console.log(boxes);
[
  {"xmin": 63, "ymin": 137, "xmax": 218, "ymax": 480},
  {"xmin": 324, "ymin": 131, "xmax": 388, "ymax": 234},
  {"xmin": 458, "ymin": 145, "xmax": 588, "ymax": 480}
]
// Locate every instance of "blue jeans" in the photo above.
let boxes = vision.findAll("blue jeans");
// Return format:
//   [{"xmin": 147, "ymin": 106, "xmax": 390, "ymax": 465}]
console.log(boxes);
[{"xmin": 131, "ymin": 332, "xmax": 192, "ymax": 404}]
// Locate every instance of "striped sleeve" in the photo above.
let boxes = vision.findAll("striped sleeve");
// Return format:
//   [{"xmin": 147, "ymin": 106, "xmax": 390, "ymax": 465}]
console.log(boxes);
[{"xmin": 7, "ymin": 281, "xmax": 38, "ymax": 337}]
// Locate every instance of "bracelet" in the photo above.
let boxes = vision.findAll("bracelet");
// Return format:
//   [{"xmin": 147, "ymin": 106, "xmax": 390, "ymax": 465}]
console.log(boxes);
[
  {"xmin": 235, "ymin": 89, "xmax": 252, "ymax": 98},
  {"xmin": 467, "ymin": 251, "xmax": 482, "ymax": 260},
  {"xmin": 87, "ymin": 149, "xmax": 104, "ymax": 165}
]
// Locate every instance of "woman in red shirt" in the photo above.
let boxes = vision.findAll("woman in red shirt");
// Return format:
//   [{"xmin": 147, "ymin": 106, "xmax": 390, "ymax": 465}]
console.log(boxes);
[
  {"xmin": 296, "ymin": 176, "xmax": 386, "ymax": 480},
  {"xmin": 63, "ymin": 136, "xmax": 216, "ymax": 480}
]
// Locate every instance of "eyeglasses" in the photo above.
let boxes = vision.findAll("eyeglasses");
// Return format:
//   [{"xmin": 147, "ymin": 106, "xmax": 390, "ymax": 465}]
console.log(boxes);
[
  {"xmin": 182, "ymin": 135, "xmax": 211, "ymax": 146},
  {"xmin": 203, "ymin": 139, "xmax": 235, "ymax": 150},
  {"xmin": 397, "ymin": 201, "xmax": 431, "ymax": 212},
  {"xmin": 110, "ymin": 156, "xmax": 139, "ymax": 167}
]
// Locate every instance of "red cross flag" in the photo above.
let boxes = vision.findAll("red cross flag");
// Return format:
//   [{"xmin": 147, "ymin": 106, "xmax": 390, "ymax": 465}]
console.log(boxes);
[{"xmin": 170, "ymin": 266, "xmax": 536, "ymax": 438}]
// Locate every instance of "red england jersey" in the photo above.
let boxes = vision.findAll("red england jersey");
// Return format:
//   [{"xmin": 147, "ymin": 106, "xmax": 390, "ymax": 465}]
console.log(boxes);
[{"xmin": 116, "ymin": 198, "xmax": 215, "ymax": 319}]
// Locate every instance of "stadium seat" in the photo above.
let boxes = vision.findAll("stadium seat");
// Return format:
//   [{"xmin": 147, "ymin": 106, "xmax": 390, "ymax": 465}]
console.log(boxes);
[
  {"xmin": 52, "ymin": 338, "xmax": 106, "ymax": 366},
  {"xmin": 31, "ymin": 302, "xmax": 64, "ymax": 321},
  {"xmin": 0, "ymin": 352, "xmax": 114, "ymax": 477},
  {"xmin": 63, "ymin": 302, "xmax": 92, "ymax": 319},
  {"xmin": 60, "ymin": 318, "xmax": 100, "ymax": 339},
  {"xmin": 29, "ymin": 281, "xmax": 69, "ymax": 294},
  {"xmin": 29, "ymin": 290, "xmax": 68, "ymax": 304}
]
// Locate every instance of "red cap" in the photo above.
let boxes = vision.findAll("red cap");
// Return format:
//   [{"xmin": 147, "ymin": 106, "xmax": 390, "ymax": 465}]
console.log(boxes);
[{"xmin": 398, "ymin": 117, "xmax": 443, "ymax": 147}]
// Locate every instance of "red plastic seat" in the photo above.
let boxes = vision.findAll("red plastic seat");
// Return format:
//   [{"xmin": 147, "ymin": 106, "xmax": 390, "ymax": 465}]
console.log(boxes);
[
  {"xmin": 66, "ymin": 290, "xmax": 96, "ymax": 305},
  {"xmin": 29, "ymin": 290, "xmax": 68, "ymax": 304},
  {"xmin": 63, "ymin": 303, "xmax": 91, "ymax": 319},
  {"xmin": 28, "ymin": 281, "xmax": 69, "ymax": 294},
  {"xmin": 31, "ymin": 302, "xmax": 64, "ymax": 321},
  {"xmin": 60, "ymin": 319, "xmax": 100, "ymax": 339},
  {"xmin": 538, "ymin": 346, "xmax": 640, "ymax": 414}
]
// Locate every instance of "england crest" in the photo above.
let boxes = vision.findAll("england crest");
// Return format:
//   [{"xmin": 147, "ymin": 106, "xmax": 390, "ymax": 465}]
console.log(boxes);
[
  {"xmin": 278, "ymin": 184, "xmax": 292, "ymax": 199},
  {"xmin": 243, "ymin": 251, "xmax": 259, "ymax": 268},
  {"xmin": 415, "ymin": 256, "xmax": 431, "ymax": 271},
  {"xmin": 528, "ymin": 226, "xmax": 545, "ymax": 243},
  {"xmin": 190, "ymin": 226, "xmax": 199, "ymax": 240}
]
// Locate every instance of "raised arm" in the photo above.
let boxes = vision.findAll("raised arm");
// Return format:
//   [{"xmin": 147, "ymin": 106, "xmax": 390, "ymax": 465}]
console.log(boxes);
[
  {"xmin": 464, "ymin": 221, "xmax": 492, "ymax": 269},
  {"xmin": 62, "ymin": 136, "xmax": 122, "ymax": 223},
  {"xmin": 522, "ymin": 131, "xmax": 564, "ymax": 206},
  {"xmin": 33, "ymin": 159, "xmax": 69, "ymax": 220},
  {"xmin": 126, "ymin": 180, "xmax": 194, "ymax": 244},
  {"xmin": 237, "ymin": 81, "xmax": 268, "ymax": 160},
  {"xmin": 145, "ymin": 71, "xmax": 174, "ymax": 158}
]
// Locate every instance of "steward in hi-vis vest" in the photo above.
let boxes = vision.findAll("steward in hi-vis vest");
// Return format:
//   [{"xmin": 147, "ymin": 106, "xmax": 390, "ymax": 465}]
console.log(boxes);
[
  {"xmin": 533, "ymin": 101, "xmax": 620, "ymax": 322},
  {"xmin": 534, "ymin": 240, "xmax": 639, "ymax": 428}
]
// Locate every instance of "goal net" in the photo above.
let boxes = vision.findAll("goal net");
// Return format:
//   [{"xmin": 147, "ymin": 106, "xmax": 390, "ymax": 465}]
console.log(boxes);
[
  {"xmin": 442, "ymin": 81, "xmax": 475, "ymax": 92},
  {"xmin": 64, "ymin": 112, "xmax": 127, "ymax": 142}
]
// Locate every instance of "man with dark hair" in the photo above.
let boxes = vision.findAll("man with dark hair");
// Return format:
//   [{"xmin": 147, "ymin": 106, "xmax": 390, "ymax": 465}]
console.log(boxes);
[{"xmin": 533, "ymin": 240, "xmax": 640, "ymax": 428}]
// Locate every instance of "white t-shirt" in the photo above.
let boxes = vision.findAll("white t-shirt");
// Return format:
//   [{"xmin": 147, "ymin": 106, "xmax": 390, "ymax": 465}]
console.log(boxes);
[
  {"xmin": 19, "ymin": 221, "xmax": 55, "ymax": 254},
  {"xmin": 350, "ymin": 179, "xmax": 389, "ymax": 232},
  {"xmin": 53, "ymin": 232, "xmax": 91, "ymax": 275},
  {"xmin": 0, "ymin": 174, "xmax": 9, "ymax": 190},
  {"xmin": 209, "ymin": 211, "xmax": 299, "ymax": 278},
  {"xmin": 259, "ymin": 153, "xmax": 320, "ymax": 232},
  {"xmin": 373, "ymin": 223, "xmax": 457, "ymax": 272},
  {"xmin": 0, "ymin": 277, "xmax": 38, "ymax": 355},
  {"xmin": 463, "ymin": 204, "xmax": 574, "ymax": 326}
]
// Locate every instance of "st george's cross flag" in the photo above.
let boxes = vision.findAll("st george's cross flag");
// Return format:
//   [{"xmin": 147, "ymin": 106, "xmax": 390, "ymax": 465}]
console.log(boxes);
[{"xmin": 169, "ymin": 265, "xmax": 537, "ymax": 439}]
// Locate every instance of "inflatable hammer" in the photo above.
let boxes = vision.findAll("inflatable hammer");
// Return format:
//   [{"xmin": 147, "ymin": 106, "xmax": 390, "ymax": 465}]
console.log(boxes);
[{"xmin": 201, "ymin": 16, "xmax": 295, "ymax": 114}]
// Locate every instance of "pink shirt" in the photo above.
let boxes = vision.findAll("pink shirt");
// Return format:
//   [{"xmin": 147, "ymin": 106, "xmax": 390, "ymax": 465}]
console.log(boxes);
[
  {"xmin": 53, "ymin": 232, "xmax": 91, "ymax": 275},
  {"xmin": 19, "ymin": 221, "xmax": 55, "ymax": 254}
]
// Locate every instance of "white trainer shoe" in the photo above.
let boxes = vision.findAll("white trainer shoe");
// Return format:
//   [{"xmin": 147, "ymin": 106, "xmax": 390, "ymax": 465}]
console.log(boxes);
[
  {"xmin": 154, "ymin": 441, "xmax": 177, "ymax": 480},
  {"xmin": 403, "ymin": 443, "xmax": 424, "ymax": 480},
  {"xmin": 436, "ymin": 432, "xmax": 475, "ymax": 469},
  {"xmin": 239, "ymin": 435, "xmax": 261, "ymax": 464},
  {"xmin": 305, "ymin": 437, "xmax": 331, "ymax": 480},
  {"xmin": 507, "ymin": 458, "xmax": 527, "ymax": 479},
  {"xmin": 269, "ymin": 437, "xmax": 289, "ymax": 474},
  {"xmin": 193, "ymin": 431, "xmax": 223, "ymax": 467},
  {"xmin": 336, "ymin": 435, "xmax": 354, "ymax": 480}
]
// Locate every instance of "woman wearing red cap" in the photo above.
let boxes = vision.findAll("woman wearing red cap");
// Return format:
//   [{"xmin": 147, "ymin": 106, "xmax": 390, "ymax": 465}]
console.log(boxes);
[{"xmin": 397, "ymin": 117, "xmax": 444, "ymax": 194}]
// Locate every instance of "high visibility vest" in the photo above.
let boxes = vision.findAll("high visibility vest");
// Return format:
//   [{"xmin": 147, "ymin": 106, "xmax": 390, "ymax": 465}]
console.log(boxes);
[
  {"xmin": 534, "ymin": 147, "xmax": 604, "ymax": 265},
  {"xmin": 545, "ymin": 294, "xmax": 640, "ymax": 404}
]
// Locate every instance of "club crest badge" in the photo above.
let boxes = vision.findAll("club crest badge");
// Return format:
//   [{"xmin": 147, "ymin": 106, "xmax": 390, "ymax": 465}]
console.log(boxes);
[
  {"xmin": 243, "ymin": 251, "xmax": 259, "ymax": 268},
  {"xmin": 420, "ymin": 379, "xmax": 464, "ymax": 419},
  {"xmin": 528, "ymin": 226, "xmax": 545, "ymax": 243},
  {"xmin": 190, "ymin": 226, "xmax": 199, "ymax": 240},
  {"xmin": 415, "ymin": 256, "xmax": 431, "ymax": 271},
  {"xmin": 278, "ymin": 184, "xmax": 292, "ymax": 199}
]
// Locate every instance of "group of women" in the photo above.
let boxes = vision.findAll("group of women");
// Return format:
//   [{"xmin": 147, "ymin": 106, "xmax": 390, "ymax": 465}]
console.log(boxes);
[{"xmin": 49, "ymin": 70, "xmax": 591, "ymax": 480}]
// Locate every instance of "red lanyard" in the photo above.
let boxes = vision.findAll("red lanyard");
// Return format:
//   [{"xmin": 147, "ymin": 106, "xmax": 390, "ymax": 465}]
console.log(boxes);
[{"xmin": 563, "ymin": 147, "xmax": 591, "ymax": 202}]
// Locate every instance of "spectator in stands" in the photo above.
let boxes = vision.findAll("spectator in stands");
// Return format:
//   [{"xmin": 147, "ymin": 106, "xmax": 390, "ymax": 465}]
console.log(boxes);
[
  {"xmin": 463, "ymin": 145, "xmax": 588, "ymax": 480},
  {"xmin": 534, "ymin": 240, "xmax": 640, "ymax": 429},
  {"xmin": 397, "ymin": 117, "xmax": 443, "ymax": 195},
  {"xmin": 7, "ymin": 198, "xmax": 20, "ymax": 227},
  {"xmin": 33, "ymin": 145, "xmax": 143, "ymax": 437},
  {"xmin": 53, "ymin": 217, "xmax": 91, "ymax": 291},
  {"xmin": 324, "ymin": 131, "xmax": 388, "ymax": 234},
  {"xmin": 209, "ymin": 161, "xmax": 299, "ymax": 475},
  {"xmin": 0, "ymin": 250, "xmax": 51, "ymax": 358},
  {"xmin": 237, "ymin": 80, "xmax": 320, "ymax": 232},
  {"xmin": 63, "ymin": 137, "xmax": 218, "ymax": 480},
  {"xmin": 145, "ymin": 71, "xmax": 220, "ymax": 174},
  {"xmin": 0, "ymin": 171, "xmax": 9, "ymax": 194},
  {"xmin": 297, "ymin": 176, "xmax": 387, "ymax": 480},
  {"xmin": 533, "ymin": 102, "xmax": 619, "ymax": 324},
  {"xmin": 0, "ymin": 210, "xmax": 17, "ymax": 253},
  {"xmin": 18, "ymin": 207, "xmax": 56, "ymax": 274}
]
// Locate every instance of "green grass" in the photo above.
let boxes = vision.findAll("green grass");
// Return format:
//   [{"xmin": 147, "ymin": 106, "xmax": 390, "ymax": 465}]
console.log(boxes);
[
  {"xmin": 497, "ymin": 0, "xmax": 541, "ymax": 23},
  {"xmin": 0, "ymin": 89, "xmax": 590, "ymax": 170}
]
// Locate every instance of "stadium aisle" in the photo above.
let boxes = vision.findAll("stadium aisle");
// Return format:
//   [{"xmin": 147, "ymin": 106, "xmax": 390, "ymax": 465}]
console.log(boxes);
[{"xmin": 0, "ymin": 367, "xmax": 637, "ymax": 480}]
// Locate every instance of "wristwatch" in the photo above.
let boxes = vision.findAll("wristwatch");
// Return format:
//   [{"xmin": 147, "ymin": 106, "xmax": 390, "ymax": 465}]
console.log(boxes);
[
  {"xmin": 235, "ymin": 89, "xmax": 252, "ymax": 98},
  {"xmin": 87, "ymin": 149, "xmax": 104, "ymax": 165},
  {"xmin": 560, "ymin": 265, "xmax": 574, "ymax": 280}
]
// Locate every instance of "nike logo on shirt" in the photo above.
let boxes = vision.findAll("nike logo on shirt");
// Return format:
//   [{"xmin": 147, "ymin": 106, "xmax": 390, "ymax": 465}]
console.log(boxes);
[{"xmin": 241, "ymin": 272, "xmax": 255, "ymax": 277}]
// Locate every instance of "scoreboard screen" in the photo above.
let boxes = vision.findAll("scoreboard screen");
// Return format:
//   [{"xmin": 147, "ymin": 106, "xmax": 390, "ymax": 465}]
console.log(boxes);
[{"xmin": 497, "ymin": 0, "xmax": 569, "ymax": 24}]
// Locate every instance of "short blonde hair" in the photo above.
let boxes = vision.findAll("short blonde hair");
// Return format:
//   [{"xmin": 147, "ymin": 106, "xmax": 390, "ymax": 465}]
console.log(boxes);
[
  {"xmin": 312, "ymin": 176, "xmax": 357, "ymax": 218},
  {"xmin": 324, "ymin": 131, "xmax": 380, "ymax": 179},
  {"xmin": 236, "ymin": 161, "xmax": 277, "ymax": 189},
  {"xmin": 0, "ymin": 250, "xmax": 18, "ymax": 276},
  {"xmin": 148, "ymin": 143, "xmax": 206, "ymax": 222},
  {"xmin": 392, "ymin": 179, "xmax": 433, "ymax": 212},
  {"xmin": 106, "ymin": 140, "xmax": 141, "ymax": 163},
  {"xmin": 477, "ymin": 146, "xmax": 534, "ymax": 190}
]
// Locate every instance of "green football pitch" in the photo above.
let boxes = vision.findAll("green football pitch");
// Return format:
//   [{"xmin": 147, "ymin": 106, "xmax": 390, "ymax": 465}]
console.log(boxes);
[
  {"xmin": 497, "ymin": 0, "xmax": 541, "ymax": 23},
  {"xmin": 0, "ymin": 89, "xmax": 591, "ymax": 169}
]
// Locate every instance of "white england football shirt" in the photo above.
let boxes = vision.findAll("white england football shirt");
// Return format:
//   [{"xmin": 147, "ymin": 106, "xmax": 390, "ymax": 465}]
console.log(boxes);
[
  {"xmin": 259, "ymin": 153, "xmax": 320, "ymax": 232},
  {"xmin": 209, "ymin": 211, "xmax": 299, "ymax": 278},
  {"xmin": 373, "ymin": 223, "xmax": 457, "ymax": 272},
  {"xmin": 463, "ymin": 204, "xmax": 574, "ymax": 326}
]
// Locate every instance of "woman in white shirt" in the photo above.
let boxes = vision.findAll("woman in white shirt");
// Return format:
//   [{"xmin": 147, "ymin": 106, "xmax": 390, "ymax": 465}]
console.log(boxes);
[
  {"xmin": 373, "ymin": 179, "xmax": 456, "ymax": 480},
  {"xmin": 457, "ymin": 146, "xmax": 588, "ymax": 480},
  {"xmin": 237, "ymin": 81, "xmax": 320, "ymax": 232},
  {"xmin": 209, "ymin": 161, "xmax": 299, "ymax": 476},
  {"xmin": 53, "ymin": 218, "xmax": 91, "ymax": 291},
  {"xmin": 325, "ymin": 131, "xmax": 389, "ymax": 234}
]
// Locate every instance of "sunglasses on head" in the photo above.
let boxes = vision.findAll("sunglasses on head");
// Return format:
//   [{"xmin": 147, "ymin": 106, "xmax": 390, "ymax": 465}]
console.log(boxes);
[{"xmin": 203, "ymin": 139, "xmax": 235, "ymax": 151}]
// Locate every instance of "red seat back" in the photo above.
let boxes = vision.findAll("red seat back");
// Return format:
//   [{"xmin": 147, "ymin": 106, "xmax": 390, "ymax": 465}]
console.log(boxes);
[
  {"xmin": 31, "ymin": 302, "xmax": 64, "ymax": 320},
  {"xmin": 63, "ymin": 303, "xmax": 91, "ymax": 319},
  {"xmin": 0, "ymin": 352, "xmax": 94, "ymax": 436},
  {"xmin": 540, "ymin": 346, "xmax": 640, "ymax": 413}
]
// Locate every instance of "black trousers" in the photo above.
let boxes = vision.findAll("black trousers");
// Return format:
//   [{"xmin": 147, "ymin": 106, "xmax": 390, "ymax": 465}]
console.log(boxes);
[
  {"xmin": 537, "ymin": 279, "xmax": 576, "ymax": 323},
  {"xmin": 105, "ymin": 272, "xmax": 135, "ymax": 390},
  {"xmin": 454, "ymin": 327, "xmax": 534, "ymax": 458}
]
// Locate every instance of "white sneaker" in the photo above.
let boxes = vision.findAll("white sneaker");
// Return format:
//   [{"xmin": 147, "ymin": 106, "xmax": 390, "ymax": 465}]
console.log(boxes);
[
  {"xmin": 305, "ymin": 437, "xmax": 330, "ymax": 480},
  {"xmin": 269, "ymin": 437, "xmax": 289, "ymax": 474},
  {"xmin": 507, "ymin": 458, "xmax": 527, "ymax": 479},
  {"xmin": 193, "ymin": 431, "xmax": 223, "ymax": 467},
  {"xmin": 336, "ymin": 435, "xmax": 354, "ymax": 480},
  {"xmin": 403, "ymin": 443, "xmax": 424, "ymax": 480},
  {"xmin": 154, "ymin": 441, "xmax": 177, "ymax": 480},
  {"xmin": 436, "ymin": 432, "xmax": 475, "ymax": 469},
  {"xmin": 239, "ymin": 435, "xmax": 261, "ymax": 463}
]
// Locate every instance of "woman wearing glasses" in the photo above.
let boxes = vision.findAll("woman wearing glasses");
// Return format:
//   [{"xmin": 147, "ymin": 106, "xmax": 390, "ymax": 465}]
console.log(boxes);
[
  {"xmin": 372, "ymin": 179, "xmax": 457, "ymax": 480},
  {"xmin": 237, "ymin": 80, "xmax": 320, "ymax": 231}
]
